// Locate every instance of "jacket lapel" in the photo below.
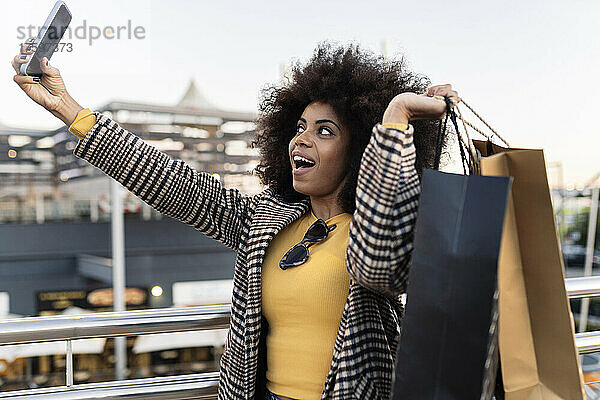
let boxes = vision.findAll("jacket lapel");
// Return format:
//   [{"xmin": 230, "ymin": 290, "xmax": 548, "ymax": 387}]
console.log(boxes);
[
  {"xmin": 247, "ymin": 195, "xmax": 310, "ymax": 296},
  {"xmin": 243, "ymin": 193, "xmax": 310, "ymax": 397}
]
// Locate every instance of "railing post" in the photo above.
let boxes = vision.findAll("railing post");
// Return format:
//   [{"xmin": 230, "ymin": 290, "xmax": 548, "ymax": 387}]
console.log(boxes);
[
  {"xmin": 111, "ymin": 179, "xmax": 127, "ymax": 380},
  {"xmin": 579, "ymin": 188, "xmax": 599, "ymax": 332},
  {"xmin": 66, "ymin": 339, "xmax": 73, "ymax": 387},
  {"xmin": 35, "ymin": 191, "xmax": 45, "ymax": 224}
]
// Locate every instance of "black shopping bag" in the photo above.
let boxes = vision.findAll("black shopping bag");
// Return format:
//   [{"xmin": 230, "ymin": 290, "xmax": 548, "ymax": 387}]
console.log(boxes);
[{"xmin": 391, "ymin": 169, "xmax": 512, "ymax": 400}]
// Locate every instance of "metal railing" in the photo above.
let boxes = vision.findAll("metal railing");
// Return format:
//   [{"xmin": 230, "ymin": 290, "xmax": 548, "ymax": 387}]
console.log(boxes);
[
  {"xmin": 2, "ymin": 277, "xmax": 600, "ymax": 397},
  {"xmin": 566, "ymin": 276, "xmax": 600, "ymax": 300},
  {"xmin": 0, "ymin": 305, "xmax": 230, "ymax": 345},
  {"xmin": 567, "ymin": 276, "xmax": 600, "ymax": 354},
  {"xmin": 0, "ymin": 305, "xmax": 230, "ymax": 399},
  {"xmin": 0, "ymin": 373, "xmax": 220, "ymax": 399}
]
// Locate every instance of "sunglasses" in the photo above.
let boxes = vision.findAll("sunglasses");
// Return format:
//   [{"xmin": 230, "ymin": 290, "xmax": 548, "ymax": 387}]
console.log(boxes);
[{"xmin": 279, "ymin": 218, "xmax": 337, "ymax": 270}]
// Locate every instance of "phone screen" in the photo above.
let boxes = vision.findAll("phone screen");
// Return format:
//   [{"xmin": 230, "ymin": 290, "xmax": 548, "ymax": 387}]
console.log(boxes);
[{"xmin": 27, "ymin": 4, "xmax": 72, "ymax": 76}]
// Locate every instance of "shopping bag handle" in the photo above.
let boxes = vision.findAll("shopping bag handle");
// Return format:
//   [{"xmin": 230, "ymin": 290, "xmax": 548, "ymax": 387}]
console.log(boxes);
[
  {"xmin": 434, "ymin": 97, "xmax": 473, "ymax": 175},
  {"xmin": 433, "ymin": 96, "xmax": 511, "ymax": 175},
  {"xmin": 456, "ymin": 100, "xmax": 510, "ymax": 148}
]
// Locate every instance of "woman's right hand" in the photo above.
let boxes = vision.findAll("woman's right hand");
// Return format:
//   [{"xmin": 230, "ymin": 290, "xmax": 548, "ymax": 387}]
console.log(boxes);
[
  {"xmin": 382, "ymin": 84, "xmax": 461, "ymax": 126},
  {"xmin": 11, "ymin": 38, "xmax": 82, "ymax": 126}
]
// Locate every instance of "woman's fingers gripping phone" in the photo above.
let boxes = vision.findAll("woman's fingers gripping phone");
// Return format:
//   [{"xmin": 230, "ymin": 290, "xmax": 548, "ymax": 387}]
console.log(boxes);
[{"xmin": 12, "ymin": 38, "xmax": 36, "ymax": 75}]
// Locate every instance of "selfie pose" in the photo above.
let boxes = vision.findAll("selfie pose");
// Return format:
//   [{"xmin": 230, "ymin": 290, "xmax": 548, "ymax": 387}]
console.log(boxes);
[{"xmin": 12, "ymin": 42, "xmax": 458, "ymax": 400}]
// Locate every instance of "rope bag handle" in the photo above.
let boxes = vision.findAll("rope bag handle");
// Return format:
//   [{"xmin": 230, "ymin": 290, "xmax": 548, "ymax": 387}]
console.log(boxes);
[{"xmin": 433, "ymin": 95, "xmax": 509, "ymax": 175}]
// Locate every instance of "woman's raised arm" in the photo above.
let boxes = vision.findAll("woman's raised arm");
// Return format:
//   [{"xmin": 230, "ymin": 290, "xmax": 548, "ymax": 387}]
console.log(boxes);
[
  {"xmin": 346, "ymin": 86, "xmax": 459, "ymax": 298},
  {"xmin": 73, "ymin": 113, "xmax": 262, "ymax": 251},
  {"xmin": 345, "ymin": 122, "xmax": 421, "ymax": 298},
  {"xmin": 12, "ymin": 44, "xmax": 262, "ymax": 251}
]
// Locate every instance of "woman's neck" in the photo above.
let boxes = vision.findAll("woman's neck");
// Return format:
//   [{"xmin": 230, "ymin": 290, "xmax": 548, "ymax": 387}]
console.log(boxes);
[{"xmin": 309, "ymin": 196, "xmax": 345, "ymax": 221}]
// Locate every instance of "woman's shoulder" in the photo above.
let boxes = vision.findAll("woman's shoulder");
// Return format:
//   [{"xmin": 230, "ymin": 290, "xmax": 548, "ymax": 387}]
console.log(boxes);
[{"xmin": 251, "ymin": 187, "xmax": 311, "ymax": 220}]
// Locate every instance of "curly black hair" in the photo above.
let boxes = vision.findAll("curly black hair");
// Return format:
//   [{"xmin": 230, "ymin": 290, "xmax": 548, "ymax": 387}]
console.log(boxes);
[{"xmin": 252, "ymin": 42, "xmax": 440, "ymax": 214}]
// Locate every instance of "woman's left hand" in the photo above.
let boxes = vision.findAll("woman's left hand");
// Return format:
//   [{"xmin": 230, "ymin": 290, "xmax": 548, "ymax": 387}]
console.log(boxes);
[{"xmin": 382, "ymin": 84, "xmax": 460, "ymax": 126}]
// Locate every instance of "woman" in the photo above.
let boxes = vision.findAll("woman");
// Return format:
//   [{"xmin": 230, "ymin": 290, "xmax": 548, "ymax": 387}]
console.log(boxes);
[{"xmin": 12, "ymin": 42, "xmax": 458, "ymax": 400}]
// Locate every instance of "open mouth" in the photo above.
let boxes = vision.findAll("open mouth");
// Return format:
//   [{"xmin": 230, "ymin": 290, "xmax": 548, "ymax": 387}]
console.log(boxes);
[{"xmin": 293, "ymin": 155, "xmax": 316, "ymax": 170}]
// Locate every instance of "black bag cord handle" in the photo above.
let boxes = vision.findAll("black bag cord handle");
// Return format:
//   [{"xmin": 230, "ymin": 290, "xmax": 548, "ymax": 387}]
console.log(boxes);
[
  {"xmin": 433, "ymin": 99, "xmax": 451, "ymax": 171},
  {"xmin": 448, "ymin": 101, "xmax": 472, "ymax": 175},
  {"xmin": 434, "ymin": 96, "xmax": 510, "ymax": 175},
  {"xmin": 433, "ymin": 97, "xmax": 472, "ymax": 175}
]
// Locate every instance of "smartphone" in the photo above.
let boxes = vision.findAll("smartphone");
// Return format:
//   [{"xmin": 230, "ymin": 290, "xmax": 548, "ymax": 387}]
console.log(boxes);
[{"xmin": 20, "ymin": 1, "xmax": 72, "ymax": 77}]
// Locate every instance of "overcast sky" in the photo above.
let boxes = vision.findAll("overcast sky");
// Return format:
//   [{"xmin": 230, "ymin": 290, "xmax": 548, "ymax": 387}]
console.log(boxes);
[{"xmin": 2, "ymin": 0, "xmax": 598, "ymax": 186}]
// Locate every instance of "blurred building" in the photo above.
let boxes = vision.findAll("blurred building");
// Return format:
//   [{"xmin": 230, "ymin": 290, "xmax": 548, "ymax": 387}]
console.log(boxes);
[{"xmin": 0, "ymin": 79, "xmax": 263, "ymax": 224}]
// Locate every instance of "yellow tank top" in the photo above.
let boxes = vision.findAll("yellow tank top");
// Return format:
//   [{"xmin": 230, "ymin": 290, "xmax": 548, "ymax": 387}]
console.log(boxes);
[{"xmin": 261, "ymin": 209, "xmax": 352, "ymax": 400}]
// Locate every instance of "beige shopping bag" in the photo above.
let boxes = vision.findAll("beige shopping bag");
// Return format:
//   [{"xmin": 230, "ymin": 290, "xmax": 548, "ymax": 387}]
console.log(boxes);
[{"xmin": 480, "ymin": 146, "xmax": 585, "ymax": 399}]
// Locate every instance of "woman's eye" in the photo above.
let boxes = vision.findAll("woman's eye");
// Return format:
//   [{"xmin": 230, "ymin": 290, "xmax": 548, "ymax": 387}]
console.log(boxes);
[
  {"xmin": 318, "ymin": 126, "xmax": 333, "ymax": 136},
  {"xmin": 296, "ymin": 125, "xmax": 305, "ymax": 133}
]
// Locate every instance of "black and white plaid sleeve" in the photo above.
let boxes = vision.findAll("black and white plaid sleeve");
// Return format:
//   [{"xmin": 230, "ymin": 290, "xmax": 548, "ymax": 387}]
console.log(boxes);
[
  {"xmin": 346, "ymin": 123, "xmax": 421, "ymax": 298},
  {"xmin": 73, "ymin": 112, "xmax": 262, "ymax": 252}
]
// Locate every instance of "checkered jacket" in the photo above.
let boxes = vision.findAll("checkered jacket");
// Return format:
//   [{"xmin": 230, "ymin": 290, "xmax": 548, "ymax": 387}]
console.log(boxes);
[{"xmin": 73, "ymin": 113, "xmax": 421, "ymax": 400}]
